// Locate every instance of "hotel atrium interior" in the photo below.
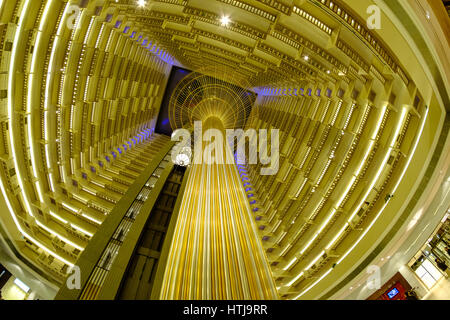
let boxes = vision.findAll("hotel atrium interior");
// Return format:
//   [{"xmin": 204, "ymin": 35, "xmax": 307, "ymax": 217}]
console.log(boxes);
[{"xmin": 0, "ymin": 0, "xmax": 449, "ymax": 301}]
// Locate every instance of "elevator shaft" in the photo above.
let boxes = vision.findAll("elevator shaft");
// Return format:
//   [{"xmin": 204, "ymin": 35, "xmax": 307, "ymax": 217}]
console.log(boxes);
[{"xmin": 160, "ymin": 117, "xmax": 278, "ymax": 299}]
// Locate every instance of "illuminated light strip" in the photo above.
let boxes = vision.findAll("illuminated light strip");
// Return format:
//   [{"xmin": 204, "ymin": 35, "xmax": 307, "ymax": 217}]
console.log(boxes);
[
  {"xmin": 25, "ymin": 235, "xmax": 74, "ymax": 267},
  {"xmin": 83, "ymin": 17, "xmax": 94, "ymax": 44},
  {"xmin": 316, "ymin": 159, "xmax": 332, "ymax": 185},
  {"xmin": 1, "ymin": 2, "xmax": 81, "ymax": 270},
  {"xmin": 83, "ymin": 76, "xmax": 90, "ymax": 101},
  {"xmin": 334, "ymin": 176, "xmax": 356, "ymax": 209},
  {"xmin": 316, "ymin": 209, "xmax": 337, "ymax": 234},
  {"xmin": 72, "ymin": 194, "xmax": 88, "ymax": 204},
  {"xmin": 27, "ymin": 0, "xmax": 52, "ymax": 203},
  {"xmin": 276, "ymin": 231, "xmax": 287, "ymax": 245},
  {"xmin": 44, "ymin": 137, "xmax": 51, "ymax": 168},
  {"xmin": 62, "ymin": 202, "xmax": 79, "ymax": 214},
  {"xmin": 80, "ymin": 151, "xmax": 85, "ymax": 168},
  {"xmin": 295, "ymin": 107, "xmax": 426, "ymax": 299},
  {"xmin": 27, "ymin": 112, "xmax": 39, "ymax": 178},
  {"xmin": 285, "ymin": 105, "xmax": 389, "ymax": 262},
  {"xmin": 49, "ymin": 211, "xmax": 67, "ymax": 224},
  {"xmin": 3, "ymin": 174, "xmax": 75, "ymax": 268},
  {"xmin": 304, "ymin": 250, "xmax": 325, "ymax": 271},
  {"xmin": 336, "ymin": 109, "xmax": 422, "ymax": 262},
  {"xmin": 35, "ymin": 181, "xmax": 44, "ymax": 203},
  {"xmin": 70, "ymin": 224, "xmax": 93, "ymax": 238},
  {"xmin": 270, "ymin": 219, "xmax": 282, "ymax": 233},
  {"xmin": 45, "ymin": 2, "xmax": 70, "ymax": 191},
  {"xmin": 354, "ymin": 105, "xmax": 387, "ymax": 176},
  {"xmin": 347, "ymin": 108, "xmax": 407, "ymax": 222},
  {"xmin": 95, "ymin": 24, "xmax": 104, "ymax": 48},
  {"xmin": 354, "ymin": 140, "xmax": 375, "ymax": 176},
  {"xmin": 8, "ymin": 0, "xmax": 34, "ymax": 219},
  {"xmin": 70, "ymin": 158, "xmax": 75, "ymax": 175},
  {"xmin": 283, "ymin": 257, "xmax": 298, "ymax": 270},
  {"xmin": 82, "ymin": 187, "xmax": 96, "ymax": 196},
  {"xmin": 0, "ymin": 174, "xmax": 74, "ymax": 268},
  {"xmin": 294, "ymin": 178, "xmax": 308, "ymax": 198},
  {"xmin": 390, "ymin": 108, "xmax": 428, "ymax": 196},
  {"xmin": 298, "ymin": 147, "xmax": 311, "ymax": 169},
  {"xmin": 99, "ymin": 174, "xmax": 113, "ymax": 181},
  {"xmin": 334, "ymin": 108, "xmax": 406, "ymax": 253},
  {"xmin": 320, "ymin": 100, "xmax": 331, "ymax": 122},
  {"xmin": 329, "ymin": 101, "xmax": 343, "ymax": 126},
  {"xmin": 300, "ymin": 233, "xmax": 318, "ymax": 254},
  {"xmin": 14, "ymin": 278, "xmax": 30, "ymax": 292},
  {"xmin": 35, "ymin": 220, "xmax": 84, "ymax": 251},
  {"xmin": 343, "ymin": 103, "xmax": 356, "ymax": 129},
  {"xmin": 49, "ymin": 211, "xmax": 93, "ymax": 238},
  {"xmin": 280, "ymin": 244, "xmax": 293, "ymax": 257},
  {"xmin": 286, "ymin": 271, "xmax": 304, "ymax": 287},
  {"xmin": 90, "ymin": 180, "xmax": 105, "ymax": 188},
  {"xmin": 293, "ymin": 269, "xmax": 332, "ymax": 299},
  {"xmin": 325, "ymin": 223, "xmax": 349, "ymax": 250},
  {"xmin": 371, "ymin": 105, "xmax": 388, "ymax": 141},
  {"xmin": 48, "ymin": 173, "xmax": 55, "ymax": 192},
  {"xmin": 81, "ymin": 213, "xmax": 102, "ymax": 225},
  {"xmin": 285, "ymin": 106, "xmax": 391, "ymax": 288}
]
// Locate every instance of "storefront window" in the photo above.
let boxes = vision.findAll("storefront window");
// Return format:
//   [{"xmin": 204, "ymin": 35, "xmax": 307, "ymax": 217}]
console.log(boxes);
[
  {"xmin": 410, "ymin": 214, "xmax": 449, "ymax": 290},
  {"xmin": 414, "ymin": 258, "xmax": 443, "ymax": 289}
]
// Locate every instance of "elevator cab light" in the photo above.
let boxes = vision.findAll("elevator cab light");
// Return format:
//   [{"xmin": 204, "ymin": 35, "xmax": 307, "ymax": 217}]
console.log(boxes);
[{"xmin": 220, "ymin": 16, "xmax": 231, "ymax": 26}]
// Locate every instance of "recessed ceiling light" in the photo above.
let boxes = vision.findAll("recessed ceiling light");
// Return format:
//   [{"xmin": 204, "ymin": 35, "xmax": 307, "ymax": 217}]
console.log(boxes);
[
  {"xmin": 304, "ymin": 55, "xmax": 309, "ymax": 61},
  {"xmin": 326, "ymin": 70, "xmax": 331, "ymax": 74},
  {"xmin": 137, "ymin": 0, "xmax": 146, "ymax": 7},
  {"xmin": 220, "ymin": 16, "xmax": 231, "ymax": 26}
]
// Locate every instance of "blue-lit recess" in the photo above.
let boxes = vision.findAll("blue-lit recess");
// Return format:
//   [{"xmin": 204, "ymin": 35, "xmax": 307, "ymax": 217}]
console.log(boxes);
[
  {"xmin": 106, "ymin": 128, "xmax": 154, "ymax": 163},
  {"xmin": 121, "ymin": 24, "xmax": 175, "ymax": 64},
  {"xmin": 233, "ymin": 153, "xmax": 263, "ymax": 223},
  {"xmin": 145, "ymin": 40, "xmax": 174, "ymax": 65}
]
